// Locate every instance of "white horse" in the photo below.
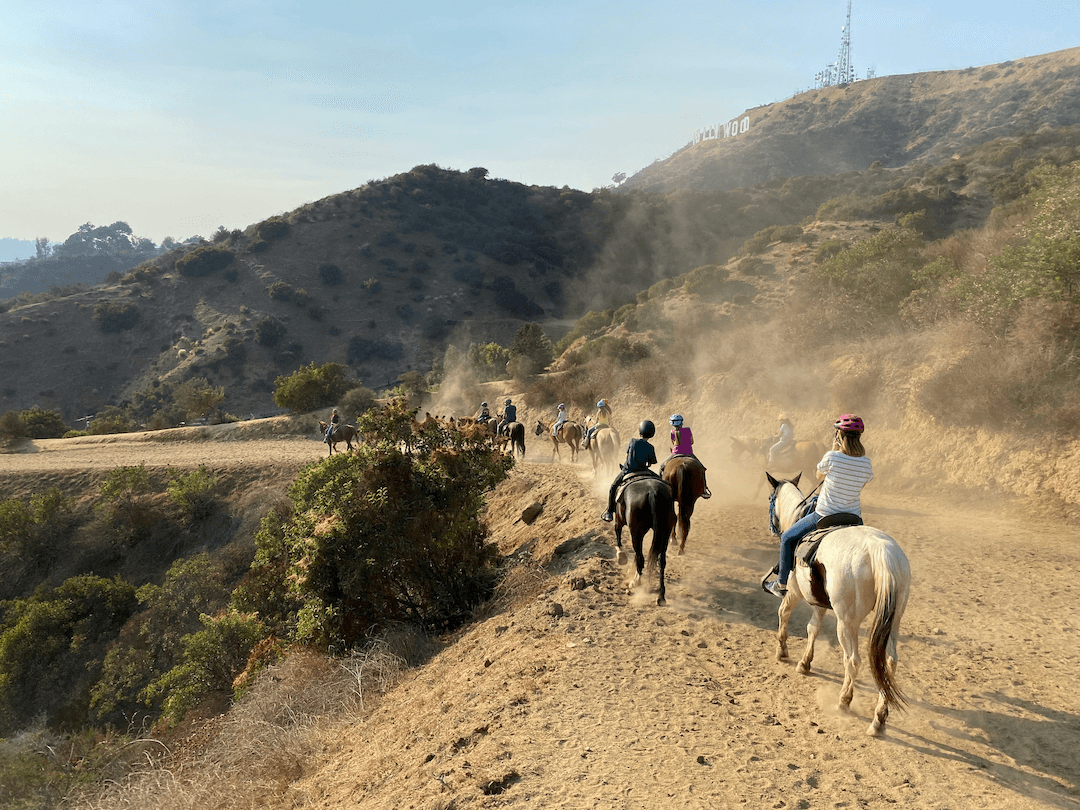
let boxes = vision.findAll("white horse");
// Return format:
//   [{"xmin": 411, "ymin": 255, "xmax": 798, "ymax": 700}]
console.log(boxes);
[{"xmin": 766, "ymin": 472, "xmax": 912, "ymax": 736}]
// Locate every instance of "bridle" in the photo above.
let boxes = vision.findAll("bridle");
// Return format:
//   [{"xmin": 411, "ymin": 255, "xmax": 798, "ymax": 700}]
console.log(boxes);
[{"xmin": 768, "ymin": 479, "xmax": 823, "ymax": 537}]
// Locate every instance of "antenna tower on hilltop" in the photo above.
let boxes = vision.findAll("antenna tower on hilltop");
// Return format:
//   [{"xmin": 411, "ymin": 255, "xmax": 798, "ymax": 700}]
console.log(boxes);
[{"xmin": 815, "ymin": 0, "xmax": 856, "ymax": 88}]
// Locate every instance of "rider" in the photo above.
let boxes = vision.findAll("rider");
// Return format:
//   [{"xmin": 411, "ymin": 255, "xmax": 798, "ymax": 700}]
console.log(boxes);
[
  {"xmin": 325, "ymin": 408, "xmax": 340, "ymax": 442},
  {"xmin": 552, "ymin": 402, "xmax": 568, "ymax": 437},
  {"xmin": 497, "ymin": 397, "xmax": 517, "ymax": 436},
  {"xmin": 600, "ymin": 419, "xmax": 658, "ymax": 522},
  {"xmin": 765, "ymin": 414, "xmax": 873, "ymax": 598},
  {"xmin": 768, "ymin": 413, "xmax": 795, "ymax": 466},
  {"xmin": 582, "ymin": 399, "xmax": 612, "ymax": 449},
  {"xmin": 659, "ymin": 413, "xmax": 712, "ymax": 499},
  {"xmin": 476, "ymin": 401, "xmax": 492, "ymax": 425}
]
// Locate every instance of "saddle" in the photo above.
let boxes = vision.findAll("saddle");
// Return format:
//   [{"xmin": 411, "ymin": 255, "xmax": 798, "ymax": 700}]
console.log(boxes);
[
  {"xmin": 615, "ymin": 469, "xmax": 661, "ymax": 501},
  {"xmin": 795, "ymin": 513, "xmax": 863, "ymax": 566}
]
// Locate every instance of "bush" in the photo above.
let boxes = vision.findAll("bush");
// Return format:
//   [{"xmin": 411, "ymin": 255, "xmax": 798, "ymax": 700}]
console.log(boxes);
[
  {"xmin": 319, "ymin": 264, "xmax": 343, "ymax": 285},
  {"xmin": 273, "ymin": 362, "xmax": 355, "ymax": 413},
  {"xmin": 0, "ymin": 411, "xmax": 26, "ymax": 443},
  {"xmin": 267, "ymin": 281, "xmax": 296, "ymax": 302},
  {"xmin": 510, "ymin": 323, "xmax": 554, "ymax": 370},
  {"xmin": 683, "ymin": 264, "xmax": 730, "ymax": 299},
  {"xmin": 172, "ymin": 376, "xmax": 225, "ymax": 421},
  {"xmin": 338, "ymin": 384, "xmax": 379, "ymax": 419},
  {"xmin": 254, "ymin": 317, "xmax": 287, "ymax": 347},
  {"xmin": 250, "ymin": 400, "xmax": 512, "ymax": 648},
  {"xmin": 93, "ymin": 301, "xmax": 140, "ymax": 332},
  {"xmin": 176, "ymin": 245, "xmax": 235, "ymax": 277},
  {"xmin": 87, "ymin": 405, "xmax": 137, "ymax": 435},
  {"xmin": 256, "ymin": 216, "xmax": 289, "ymax": 241},
  {"xmin": 167, "ymin": 466, "xmax": 219, "ymax": 521},
  {"xmin": 739, "ymin": 224, "xmax": 804, "ymax": 255},
  {"xmin": 555, "ymin": 310, "xmax": 612, "ymax": 354},
  {"xmin": 0, "ymin": 575, "xmax": 139, "ymax": 733}
]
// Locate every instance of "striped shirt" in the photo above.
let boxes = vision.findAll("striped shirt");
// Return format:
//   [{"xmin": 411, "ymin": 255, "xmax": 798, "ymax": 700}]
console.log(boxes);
[{"xmin": 815, "ymin": 451, "xmax": 873, "ymax": 517}]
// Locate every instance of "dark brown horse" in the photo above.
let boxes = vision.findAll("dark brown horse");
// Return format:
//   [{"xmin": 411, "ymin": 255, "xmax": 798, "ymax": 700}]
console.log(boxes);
[
  {"xmin": 584, "ymin": 417, "xmax": 620, "ymax": 476},
  {"xmin": 534, "ymin": 419, "xmax": 583, "ymax": 463},
  {"xmin": 500, "ymin": 421, "xmax": 526, "ymax": 457},
  {"xmin": 613, "ymin": 474, "xmax": 676, "ymax": 606},
  {"xmin": 732, "ymin": 435, "xmax": 826, "ymax": 490},
  {"xmin": 661, "ymin": 455, "xmax": 709, "ymax": 555},
  {"xmin": 318, "ymin": 420, "xmax": 358, "ymax": 456}
]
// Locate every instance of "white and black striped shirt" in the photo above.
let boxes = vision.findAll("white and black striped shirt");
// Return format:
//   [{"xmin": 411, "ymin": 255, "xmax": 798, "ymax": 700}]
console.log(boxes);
[{"xmin": 815, "ymin": 451, "xmax": 873, "ymax": 517}]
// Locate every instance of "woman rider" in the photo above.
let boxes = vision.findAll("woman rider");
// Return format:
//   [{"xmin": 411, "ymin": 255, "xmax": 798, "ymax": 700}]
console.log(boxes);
[
  {"xmin": 582, "ymin": 399, "xmax": 612, "ymax": 449},
  {"xmin": 659, "ymin": 413, "xmax": 711, "ymax": 499},
  {"xmin": 765, "ymin": 414, "xmax": 873, "ymax": 598}
]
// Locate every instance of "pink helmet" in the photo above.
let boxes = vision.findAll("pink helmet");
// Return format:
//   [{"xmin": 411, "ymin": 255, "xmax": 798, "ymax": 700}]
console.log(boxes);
[{"xmin": 834, "ymin": 414, "xmax": 864, "ymax": 433}]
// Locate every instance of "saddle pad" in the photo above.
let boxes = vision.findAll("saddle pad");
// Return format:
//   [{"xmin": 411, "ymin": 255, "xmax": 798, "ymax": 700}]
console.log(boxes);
[
  {"xmin": 795, "ymin": 516, "xmax": 863, "ymax": 566},
  {"xmin": 615, "ymin": 471, "xmax": 661, "ymax": 502}
]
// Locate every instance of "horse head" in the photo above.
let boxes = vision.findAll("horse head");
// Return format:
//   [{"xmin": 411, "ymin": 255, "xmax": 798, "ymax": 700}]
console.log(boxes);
[{"xmin": 534, "ymin": 420, "xmax": 545, "ymax": 436}]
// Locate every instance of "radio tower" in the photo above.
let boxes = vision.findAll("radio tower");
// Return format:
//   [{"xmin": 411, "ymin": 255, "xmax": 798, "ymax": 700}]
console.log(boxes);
[{"xmin": 815, "ymin": 0, "xmax": 856, "ymax": 88}]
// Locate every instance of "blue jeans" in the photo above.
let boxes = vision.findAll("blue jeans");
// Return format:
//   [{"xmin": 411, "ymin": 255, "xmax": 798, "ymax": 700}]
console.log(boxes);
[{"xmin": 778, "ymin": 511, "xmax": 820, "ymax": 585}]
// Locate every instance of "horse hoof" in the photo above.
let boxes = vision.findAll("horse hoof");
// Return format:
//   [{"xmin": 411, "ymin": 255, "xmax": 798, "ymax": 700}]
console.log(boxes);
[
  {"xmin": 656, "ymin": 596, "xmax": 667, "ymax": 607},
  {"xmin": 867, "ymin": 721, "xmax": 884, "ymax": 737},
  {"xmin": 776, "ymin": 650, "xmax": 788, "ymax": 662},
  {"xmin": 677, "ymin": 547, "xmax": 685, "ymax": 557},
  {"xmin": 616, "ymin": 550, "xmax": 627, "ymax": 565},
  {"xmin": 796, "ymin": 662, "xmax": 811, "ymax": 675}
]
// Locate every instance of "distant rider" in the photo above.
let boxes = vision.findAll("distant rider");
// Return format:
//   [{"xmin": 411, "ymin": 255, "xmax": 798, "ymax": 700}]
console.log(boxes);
[
  {"xmin": 325, "ymin": 408, "xmax": 340, "ymax": 442},
  {"xmin": 476, "ymin": 401, "xmax": 492, "ymax": 424},
  {"xmin": 582, "ymin": 399, "xmax": 612, "ymax": 450},
  {"xmin": 600, "ymin": 420, "xmax": 658, "ymax": 522},
  {"xmin": 552, "ymin": 402, "xmax": 568, "ymax": 437},
  {"xmin": 765, "ymin": 414, "xmax": 874, "ymax": 598},
  {"xmin": 659, "ymin": 413, "xmax": 711, "ymax": 499},
  {"xmin": 768, "ymin": 413, "xmax": 795, "ymax": 466},
  {"xmin": 497, "ymin": 397, "xmax": 517, "ymax": 436}
]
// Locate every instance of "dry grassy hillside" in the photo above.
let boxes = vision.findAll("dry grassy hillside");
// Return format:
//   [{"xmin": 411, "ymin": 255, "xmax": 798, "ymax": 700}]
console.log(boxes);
[{"xmin": 625, "ymin": 47, "xmax": 1080, "ymax": 194}]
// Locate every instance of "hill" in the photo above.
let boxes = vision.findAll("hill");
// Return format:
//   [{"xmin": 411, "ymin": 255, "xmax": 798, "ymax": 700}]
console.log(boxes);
[{"xmin": 623, "ymin": 47, "xmax": 1080, "ymax": 194}]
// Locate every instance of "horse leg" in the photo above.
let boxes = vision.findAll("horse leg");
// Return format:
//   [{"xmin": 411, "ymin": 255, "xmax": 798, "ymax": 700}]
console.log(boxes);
[
  {"xmin": 836, "ymin": 617, "xmax": 861, "ymax": 711},
  {"xmin": 797, "ymin": 605, "xmax": 827, "ymax": 675},
  {"xmin": 655, "ymin": 540, "xmax": 667, "ymax": 607},
  {"xmin": 676, "ymin": 498, "xmax": 694, "ymax": 555},
  {"xmin": 776, "ymin": 590, "xmax": 800, "ymax": 662},
  {"xmin": 630, "ymin": 530, "xmax": 646, "ymax": 593},
  {"xmin": 614, "ymin": 522, "xmax": 627, "ymax": 566}
]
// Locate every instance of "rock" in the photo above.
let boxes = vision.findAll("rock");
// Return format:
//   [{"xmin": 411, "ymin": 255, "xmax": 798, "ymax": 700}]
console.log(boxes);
[
  {"xmin": 520, "ymin": 502, "xmax": 544, "ymax": 524},
  {"xmin": 549, "ymin": 602, "xmax": 564, "ymax": 618},
  {"xmin": 570, "ymin": 577, "xmax": 587, "ymax": 591}
]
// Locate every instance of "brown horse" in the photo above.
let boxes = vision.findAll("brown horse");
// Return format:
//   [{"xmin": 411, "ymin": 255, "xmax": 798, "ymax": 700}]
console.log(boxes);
[
  {"xmin": 661, "ymin": 455, "xmax": 709, "ymax": 555},
  {"xmin": 318, "ymin": 420, "xmax": 358, "ymax": 456},
  {"xmin": 534, "ymin": 419, "xmax": 582, "ymax": 463},
  {"xmin": 584, "ymin": 417, "xmax": 620, "ymax": 476},
  {"xmin": 732, "ymin": 435, "xmax": 826, "ymax": 488},
  {"xmin": 613, "ymin": 474, "xmax": 677, "ymax": 606}
]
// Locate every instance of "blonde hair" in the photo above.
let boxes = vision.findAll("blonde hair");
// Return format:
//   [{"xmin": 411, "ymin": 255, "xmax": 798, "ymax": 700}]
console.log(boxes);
[{"xmin": 836, "ymin": 430, "xmax": 865, "ymax": 457}]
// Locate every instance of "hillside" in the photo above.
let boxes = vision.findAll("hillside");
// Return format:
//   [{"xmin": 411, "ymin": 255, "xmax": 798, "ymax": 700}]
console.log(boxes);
[{"xmin": 623, "ymin": 47, "xmax": 1080, "ymax": 194}]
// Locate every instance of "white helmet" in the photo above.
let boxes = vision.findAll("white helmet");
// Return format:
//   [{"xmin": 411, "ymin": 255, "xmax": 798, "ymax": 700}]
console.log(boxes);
[
  {"xmin": 669, "ymin": 413, "xmax": 683, "ymax": 427},
  {"xmin": 558, "ymin": 403, "xmax": 565, "ymax": 410}
]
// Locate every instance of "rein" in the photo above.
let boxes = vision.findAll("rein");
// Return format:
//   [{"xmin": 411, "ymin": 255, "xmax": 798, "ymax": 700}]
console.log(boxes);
[{"xmin": 768, "ymin": 480, "xmax": 823, "ymax": 537}]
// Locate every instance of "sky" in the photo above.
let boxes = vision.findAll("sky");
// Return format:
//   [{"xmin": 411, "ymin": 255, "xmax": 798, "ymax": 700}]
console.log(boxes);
[{"xmin": 2, "ymin": 1, "xmax": 1078, "ymax": 249}]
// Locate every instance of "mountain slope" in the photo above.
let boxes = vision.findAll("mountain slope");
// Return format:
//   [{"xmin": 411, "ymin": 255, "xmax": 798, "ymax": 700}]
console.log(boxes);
[{"xmin": 624, "ymin": 47, "xmax": 1080, "ymax": 194}]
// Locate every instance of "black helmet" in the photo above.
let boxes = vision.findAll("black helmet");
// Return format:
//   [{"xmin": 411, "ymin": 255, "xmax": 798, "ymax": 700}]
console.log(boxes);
[
  {"xmin": 481, "ymin": 402, "xmax": 488, "ymax": 408},
  {"xmin": 638, "ymin": 420, "xmax": 655, "ymax": 439},
  {"xmin": 504, "ymin": 398, "xmax": 512, "ymax": 405}
]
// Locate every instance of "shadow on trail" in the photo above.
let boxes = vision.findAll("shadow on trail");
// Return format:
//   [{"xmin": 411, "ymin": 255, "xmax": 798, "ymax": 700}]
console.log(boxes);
[{"xmin": 890, "ymin": 692, "xmax": 1080, "ymax": 808}]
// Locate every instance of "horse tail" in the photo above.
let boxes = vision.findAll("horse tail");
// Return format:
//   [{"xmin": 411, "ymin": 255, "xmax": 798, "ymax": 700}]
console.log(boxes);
[
  {"xmin": 867, "ymin": 541, "xmax": 911, "ymax": 711},
  {"xmin": 647, "ymin": 486, "xmax": 675, "ymax": 566}
]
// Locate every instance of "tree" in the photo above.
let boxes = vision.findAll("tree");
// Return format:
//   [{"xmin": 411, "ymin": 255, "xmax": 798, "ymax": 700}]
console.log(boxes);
[
  {"xmin": 273, "ymin": 362, "xmax": 355, "ymax": 413},
  {"xmin": 34, "ymin": 237, "xmax": 50, "ymax": 259},
  {"xmin": 509, "ymin": 323, "xmax": 554, "ymax": 370},
  {"xmin": 172, "ymin": 377, "xmax": 225, "ymax": 421}
]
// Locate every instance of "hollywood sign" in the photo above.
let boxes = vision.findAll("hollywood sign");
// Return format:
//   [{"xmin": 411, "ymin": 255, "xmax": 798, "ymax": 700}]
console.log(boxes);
[{"xmin": 693, "ymin": 115, "xmax": 750, "ymax": 144}]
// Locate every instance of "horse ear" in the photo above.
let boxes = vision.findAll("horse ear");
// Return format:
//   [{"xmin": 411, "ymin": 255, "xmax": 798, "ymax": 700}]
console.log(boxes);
[
  {"xmin": 792, "ymin": 472, "xmax": 802, "ymax": 487},
  {"xmin": 766, "ymin": 472, "xmax": 780, "ymax": 489}
]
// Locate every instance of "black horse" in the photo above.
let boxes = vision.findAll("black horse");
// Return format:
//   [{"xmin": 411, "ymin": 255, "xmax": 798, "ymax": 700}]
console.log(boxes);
[
  {"xmin": 500, "ymin": 421, "xmax": 526, "ymax": 457},
  {"xmin": 613, "ymin": 474, "xmax": 677, "ymax": 606}
]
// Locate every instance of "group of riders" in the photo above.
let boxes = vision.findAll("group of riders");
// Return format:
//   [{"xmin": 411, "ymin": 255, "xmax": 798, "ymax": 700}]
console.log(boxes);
[{"xmin": 326, "ymin": 398, "xmax": 872, "ymax": 605}]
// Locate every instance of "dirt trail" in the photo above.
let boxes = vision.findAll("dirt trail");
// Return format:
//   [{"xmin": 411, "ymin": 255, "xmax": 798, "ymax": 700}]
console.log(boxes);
[{"xmin": 4, "ymin": 426, "xmax": 1079, "ymax": 809}]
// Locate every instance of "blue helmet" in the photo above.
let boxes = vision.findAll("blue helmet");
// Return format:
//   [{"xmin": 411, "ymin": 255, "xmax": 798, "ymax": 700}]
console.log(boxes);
[
  {"xmin": 597, "ymin": 399, "xmax": 607, "ymax": 408},
  {"xmin": 669, "ymin": 413, "xmax": 684, "ymax": 427}
]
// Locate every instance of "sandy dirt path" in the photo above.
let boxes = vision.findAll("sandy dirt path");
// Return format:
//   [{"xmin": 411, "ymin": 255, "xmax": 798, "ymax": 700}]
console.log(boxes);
[{"xmin": 4, "ymin": 428, "xmax": 1078, "ymax": 809}]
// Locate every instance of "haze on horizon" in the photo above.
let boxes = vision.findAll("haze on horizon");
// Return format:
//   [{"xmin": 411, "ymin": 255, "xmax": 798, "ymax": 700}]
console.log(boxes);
[{"xmin": 3, "ymin": 1, "xmax": 1078, "ymax": 247}]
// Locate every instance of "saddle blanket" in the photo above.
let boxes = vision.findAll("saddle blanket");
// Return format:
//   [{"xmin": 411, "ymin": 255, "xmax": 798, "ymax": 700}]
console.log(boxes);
[
  {"xmin": 795, "ymin": 513, "xmax": 864, "ymax": 566},
  {"xmin": 616, "ymin": 470, "xmax": 664, "ymax": 502}
]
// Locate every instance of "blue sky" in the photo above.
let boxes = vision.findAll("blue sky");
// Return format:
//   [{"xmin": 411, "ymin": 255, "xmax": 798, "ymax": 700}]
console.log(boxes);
[{"xmin": 2, "ymin": 1, "xmax": 1077, "ymax": 246}]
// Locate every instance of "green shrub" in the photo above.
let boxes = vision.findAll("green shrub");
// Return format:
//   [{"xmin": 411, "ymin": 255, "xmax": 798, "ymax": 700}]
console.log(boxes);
[
  {"xmin": 554, "ymin": 310, "xmax": 612, "ymax": 354},
  {"xmin": 319, "ymin": 264, "xmax": 343, "ymax": 285},
  {"xmin": 15, "ymin": 406, "xmax": 68, "ymax": 438},
  {"xmin": 175, "ymin": 245, "xmax": 234, "ymax": 277},
  {"xmin": 0, "ymin": 411, "xmax": 26, "ymax": 442},
  {"xmin": 813, "ymin": 239, "xmax": 848, "ymax": 264},
  {"xmin": 273, "ymin": 362, "xmax": 355, "ymax": 413},
  {"xmin": 0, "ymin": 575, "xmax": 139, "ymax": 733},
  {"xmin": 167, "ymin": 466, "xmax": 219, "ymax": 521},
  {"xmin": 255, "ymin": 216, "xmax": 289, "ymax": 241},
  {"xmin": 172, "ymin": 376, "xmax": 225, "ymax": 421},
  {"xmin": 267, "ymin": 281, "xmax": 295, "ymax": 301},
  {"xmin": 683, "ymin": 264, "xmax": 730, "ymax": 299},
  {"xmin": 254, "ymin": 316, "xmax": 287, "ymax": 347},
  {"xmin": 338, "ymin": 384, "xmax": 379, "ymax": 419},
  {"xmin": 87, "ymin": 405, "xmax": 137, "ymax": 435},
  {"xmin": 140, "ymin": 608, "xmax": 264, "ymax": 726},
  {"xmin": 739, "ymin": 224, "xmax": 804, "ymax": 255},
  {"xmin": 92, "ymin": 301, "xmax": 140, "ymax": 332},
  {"xmin": 250, "ymin": 400, "xmax": 512, "ymax": 648},
  {"xmin": 509, "ymin": 323, "xmax": 553, "ymax": 370},
  {"xmin": 91, "ymin": 554, "xmax": 229, "ymax": 724}
]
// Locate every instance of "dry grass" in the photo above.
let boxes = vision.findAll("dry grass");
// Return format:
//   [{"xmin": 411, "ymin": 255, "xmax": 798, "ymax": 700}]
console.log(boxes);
[{"xmin": 74, "ymin": 629, "xmax": 434, "ymax": 810}]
